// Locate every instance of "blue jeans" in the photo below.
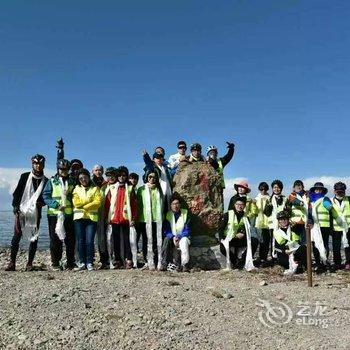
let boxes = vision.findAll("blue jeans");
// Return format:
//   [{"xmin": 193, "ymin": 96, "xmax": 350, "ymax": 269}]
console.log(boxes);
[{"xmin": 74, "ymin": 219, "xmax": 97, "ymax": 265}]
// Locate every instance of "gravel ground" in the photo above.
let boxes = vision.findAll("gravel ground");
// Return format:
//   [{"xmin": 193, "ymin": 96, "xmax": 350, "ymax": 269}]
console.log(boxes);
[{"xmin": 1, "ymin": 249, "xmax": 350, "ymax": 350}]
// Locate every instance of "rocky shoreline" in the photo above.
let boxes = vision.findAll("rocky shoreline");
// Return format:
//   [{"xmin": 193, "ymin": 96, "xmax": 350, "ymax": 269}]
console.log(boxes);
[{"xmin": 1, "ymin": 249, "xmax": 350, "ymax": 349}]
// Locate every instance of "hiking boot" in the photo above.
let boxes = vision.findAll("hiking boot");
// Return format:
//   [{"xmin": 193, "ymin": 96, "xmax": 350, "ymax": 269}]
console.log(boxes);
[
  {"xmin": 25, "ymin": 264, "xmax": 35, "ymax": 271},
  {"xmin": 52, "ymin": 264, "xmax": 60, "ymax": 271},
  {"xmin": 99, "ymin": 263, "xmax": 109, "ymax": 270},
  {"xmin": 5, "ymin": 262, "xmax": 16, "ymax": 271},
  {"xmin": 344, "ymin": 263, "xmax": 350, "ymax": 271}
]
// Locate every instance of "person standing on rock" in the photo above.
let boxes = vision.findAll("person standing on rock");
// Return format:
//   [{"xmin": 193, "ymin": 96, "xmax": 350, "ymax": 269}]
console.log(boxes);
[
  {"xmin": 168, "ymin": 140, "xmax": 187, "ymax": 175},
  {"xmin": 186, "ymin": 143, "xmax": 206, "ymax": 163},
  {"xmin": 160, "ymin": 195, "xmax": 191, "ymax": 272},
  {"xmin": 5, "ymin": 154, "xmax": 48, "ymax": 271},
  {"xmin": 72, "ymin": 168, "xmax": 102, "ymax": 271},
  {"xmin": 43, "ymin": 159, "xmax": 76, "ymax": 270},
  {"xmin": 219, "ymin": 197, "xmax": 259, "ymax": 270},
  {"xmin": 274, "ymin": 210, "xmax": 307, "ymax": 275},
  {"xmin": 137, "ymin": 170, "xmax": 164, "ymax": 270},
  {"xmin": 206, "ymin": 142, "xmax": 235, "ymax": 193},
  {"xmin": 104, "ymin": 166, "xmax": 137, "ymax": 269}
]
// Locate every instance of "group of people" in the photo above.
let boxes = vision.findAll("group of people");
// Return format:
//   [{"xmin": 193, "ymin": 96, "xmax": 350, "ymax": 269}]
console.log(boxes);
[{"xmin": 4, "ymin": 140, "xmax": 350, "ymax": 276}]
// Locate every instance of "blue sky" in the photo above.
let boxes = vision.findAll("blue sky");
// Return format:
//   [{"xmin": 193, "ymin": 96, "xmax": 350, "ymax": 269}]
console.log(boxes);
[{"xmin": 0, "ymin": 0, "xmax": 349, "ymax": 203}]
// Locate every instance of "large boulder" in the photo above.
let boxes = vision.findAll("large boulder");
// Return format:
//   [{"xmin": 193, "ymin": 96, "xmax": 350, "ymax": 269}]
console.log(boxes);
[{"xmin": 172, "ymin": 161, "xmax": 223, "ymax": 248}]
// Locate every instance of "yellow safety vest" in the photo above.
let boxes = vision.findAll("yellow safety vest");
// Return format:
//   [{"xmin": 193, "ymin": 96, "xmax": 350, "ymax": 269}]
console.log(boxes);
[
  {"xmin": 312, "ymin": 198, "xmax": 330, "ymax": 228},
  {"xmin": 332, "ymin": 197, "xmax": 350, "ymax": 231},
  {"xmin": 274, "ymin": 228, "xmax": 300, "ymax": 246},
  {"xmin": 224, "ymin": 210, "xmax": 245, "ymax": 238},
  {"xmin": 267, "ymin": 196, "xmax": 287, "ymax": 230},
  {"xmin": 255, "ymin": 194, "xmax": 270, "ymax": 229},
  {"xmin": 166, "ymin": 209, "xmax": 188, "ymax": 234},
  {"xmin": 290, "ymin": 194, "xmax": 308, "ymax": 224},
  {"xmin": 217, "ymin": 159, "xmax": 225, "ymax": 189},
  {"xmin": 47, "ymin": 179, "xmax": 74, "ymax": 215}
]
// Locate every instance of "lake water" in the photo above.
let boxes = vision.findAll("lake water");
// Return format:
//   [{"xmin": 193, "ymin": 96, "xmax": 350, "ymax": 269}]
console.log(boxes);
[{"xmin": 0, "ymin": 210, "xmax": 50, "ymax": 249}]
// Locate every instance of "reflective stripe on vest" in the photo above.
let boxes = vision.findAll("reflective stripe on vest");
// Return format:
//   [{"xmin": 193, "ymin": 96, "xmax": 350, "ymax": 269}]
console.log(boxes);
[
  {"xmin": 122, "ymin": 186, "xmax": 135, "ymax": 220},
  {"xmin": 332, "ymin": 197, "xmax": 350, "ymax": 231},
  {"xmin": 166, "ymin": 209, "xmax": 188, "ymax": 235},
  {"xmin": 267, "ymin": 196, "xmax": 287, "ymax": 230},
  {"xmin": 274, "ymin": 228, "xmax": 300, "ymax": 246},
  {"xmin": 313, "ymin": 198, "xmax": 330, "ymax": 228},
  {"xmin": 217, "ymin": 159, "xmax": 225, "ymax": 189},
  {"xmin": 47, "ymin": 179, "xmax": 73, "ymax": 215},
  {"xmin": 290, "ymin": 194, "xmax": 308, "ymax": 223},
  {"xmin": 255, "ymin": 195, "xmax": 269, "ymax": 229}
]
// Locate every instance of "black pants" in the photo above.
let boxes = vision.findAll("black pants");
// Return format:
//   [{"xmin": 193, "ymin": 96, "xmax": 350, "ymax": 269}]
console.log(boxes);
[
  {"xmin": 277, "ymin": 245, "xmax": 307, "ymax": 269},
  {"xmin": 292, "ymin": 224, "xmax": 306, "ymax": 245},
  {"xmin": 138, "ymin": 222, "xmax": 160, "ymax": 266},
  {"xmin": 312, "ymin": 227, "xmax": 331, "ymax": 265},
  {"xmin": 220, "ymin": 236, "xmax": 259, "ymax": 266},
  {"xmin": 10, "ymin": 215, "xmax": 40, "ymax": 265},
  {"xmin": 112, "ymin": 223, "xmax": 132, "ymax": 263},
  {"xmin": 259, "ymin": 228, "xmax": 272, "ymax": 261},
  {"xmin": 332, "ymin": 229, "xmax": 350, "ymax": 265},
  {"xmin": 48, "ymin": 215, "xmax": 75, "ymax": 267},
  {"xmin": 161, "ymin": 236, "xmax": 181, "ymax": 267}
]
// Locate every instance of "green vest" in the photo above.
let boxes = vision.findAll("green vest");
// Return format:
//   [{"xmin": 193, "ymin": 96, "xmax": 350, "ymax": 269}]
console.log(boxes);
[
  {"xmin": 224, "ymin": 210, "xmax": 245, "ymax": 238},
  {"xmin": 267, "ymin": 196, "xmax": 287, "ymax": 229},
  {"xmin": 47, "ymin": 179, "xmax": 74, "ymax": 215},
  {"xmin": 312, "ymin": 198, "xmax": 330, "ymax": 228},
  {"xmin": 290, "ymin": 194, "xmax": 308, "ymax": 224},
  {"xmin": 137, "ymin": 186, "xmax": 163, "ymax": 222},
  {"xmin": 274, "ymin": 228, "xmax": 300, "ymax": 246},
  {"xmin": 166, "ymin": 209, "xmax": 188, "ymax": 234},
  {"xmin": 255, "ymin": 195, "xmax": 270, "ymax": 229},
  {"xmin": 122, "ymin": 186, "xmax": 135, "ymax": 220},
  {"xmin": 217, "ymin": 159, "xmax": 225, "ymax": 189},
  {"xmin": 332, "ymin": 197, "xmax": 350, "ymax": 231}
]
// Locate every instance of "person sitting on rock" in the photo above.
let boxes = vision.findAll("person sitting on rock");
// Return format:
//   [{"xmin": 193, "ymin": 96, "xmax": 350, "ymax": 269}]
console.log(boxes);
[
  {"xmin": 137, "ymin": 170, "xmax": 164, "ymax": 270},
  {"xmin": 274, "ymin": 210, "xmax": 306, "ymax": 275},
  {"xmin": 206, "ymin": 142, "xmax": 235, "ymax": 192},
  {"xmin": 159, "ymin": 195, "xmax": 191, "ymax": 272},
  {"xmin": 168, "ymin": 140, "xmax": 187, "ymax": 175},
  {"xmin": 5, "ymin": 154, "xmax": 48, "ymax": 271},
  {"xmin": 228, "ymin": 181, "xmax": 258, "ymax": 220},
  {"xmin": 219, "ymin": 197, "xmax": 259, "ymax": 270}
]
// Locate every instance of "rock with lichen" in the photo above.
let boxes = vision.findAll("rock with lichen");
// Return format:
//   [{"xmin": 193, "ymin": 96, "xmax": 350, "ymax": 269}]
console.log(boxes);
[{"xmin": 172, "ymin": 161, "xmax": 223, "ymax": 247}]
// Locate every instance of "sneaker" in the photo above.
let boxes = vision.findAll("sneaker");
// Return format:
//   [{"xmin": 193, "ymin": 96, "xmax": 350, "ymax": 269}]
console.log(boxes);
[
  {"xmin": 345, "ymin": 264, "xmax": 350, "ymax": 271},
  {"xmin": 5, "ymin": 262, "xmax": 16, "ymax": 271},
  {"xmin": 52, "ymin": 265, "xmax": 60, "ymax": 271},
  {"xmin": 86, "ymin": 263, "xmax": 94, "ymax": 271},
  {"xmin": 109, "ymin": 262, "xmax": 115, "ymax": 270},
  {"xmin": 74, "ymin": 263, "xmax": 86, "ymax": 271}
]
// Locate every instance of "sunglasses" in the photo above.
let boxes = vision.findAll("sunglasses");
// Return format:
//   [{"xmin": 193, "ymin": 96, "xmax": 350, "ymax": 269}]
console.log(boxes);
[
  {"xmin": 148, "ymin": 175, "xmax": 156, "ymax": 179},
  {"xmin": 178, "ymin": 146, "xmax": 186, "ymax": 149}
]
